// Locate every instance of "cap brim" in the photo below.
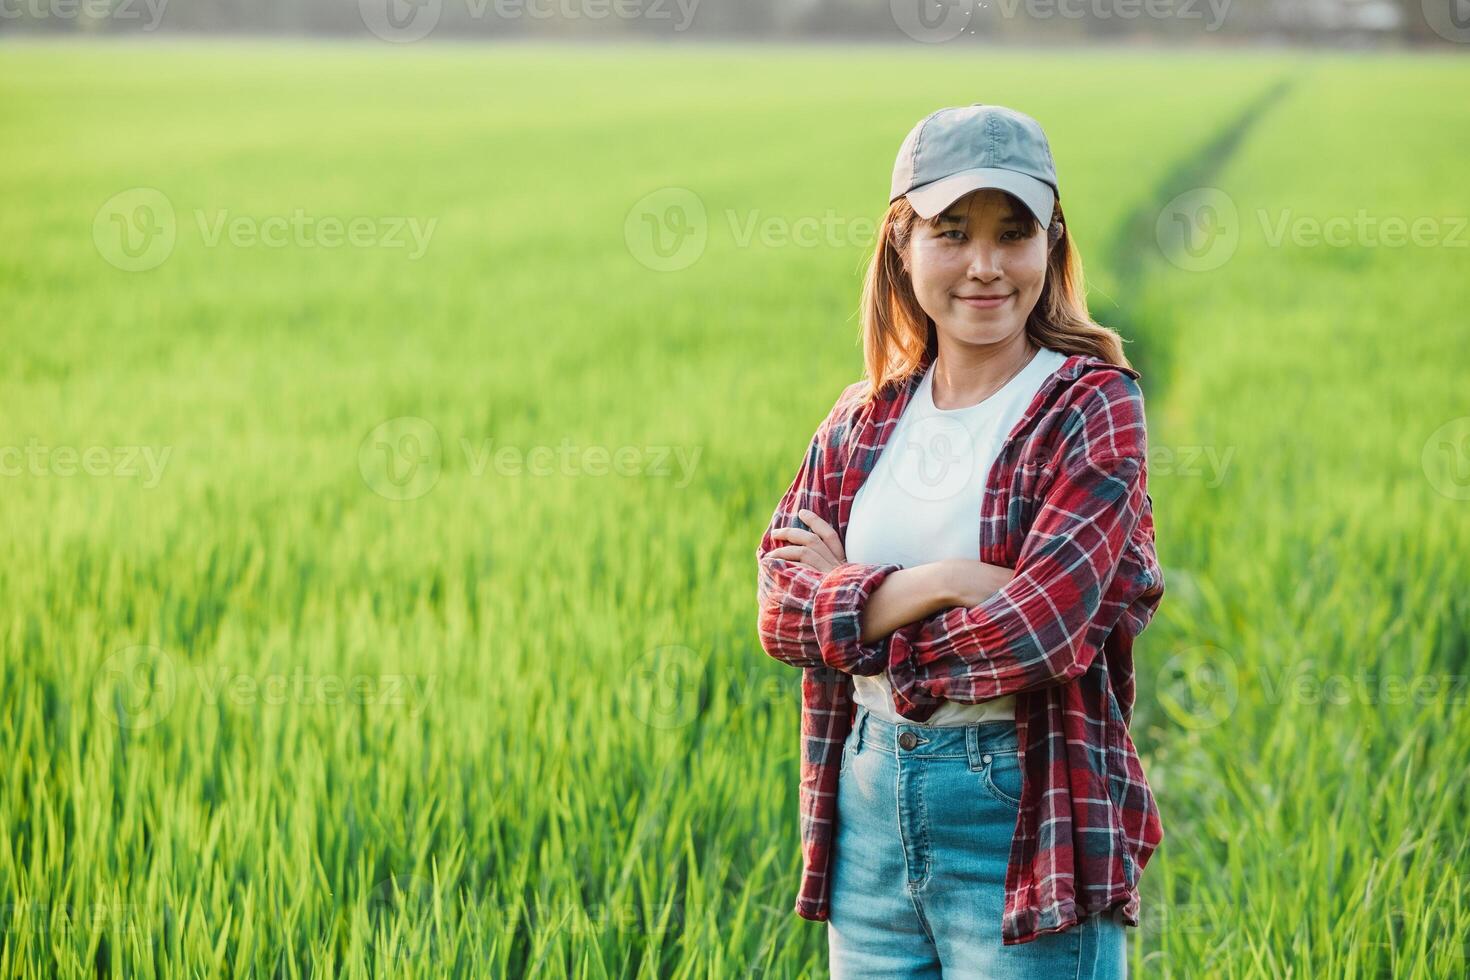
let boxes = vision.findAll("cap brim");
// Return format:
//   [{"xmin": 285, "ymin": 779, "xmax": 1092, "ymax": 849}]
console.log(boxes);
[{"xmin": 904, "ymin": 168, "xmax": 1055, "ymax": 225}]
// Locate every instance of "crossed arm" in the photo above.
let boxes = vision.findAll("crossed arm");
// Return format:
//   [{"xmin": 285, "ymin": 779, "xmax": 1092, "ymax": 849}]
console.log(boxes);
[
  {"xmin": 754, "ymin": 375, "xmax": 1161, "ymax": 699},
  {"xmin": 751, "ymin": 416, "xmax": 908, "ymax": 675},
  {"xmin": 761, "ymin": 510, "xmax": 1013, "ymax": 655},
  {"xmin": 752, "ymin": 409, "xmax": 1019, "ymax": 676},
  {"xmin": 885, "ymin": 451, "xmax": 1156, "ymax": 705}
]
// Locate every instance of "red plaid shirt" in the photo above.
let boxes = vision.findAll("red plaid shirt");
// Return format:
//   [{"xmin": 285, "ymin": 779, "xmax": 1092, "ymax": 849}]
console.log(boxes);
[{"xmin": 755, "ymin": 348, "xmax": 1166, "ymax": 946}]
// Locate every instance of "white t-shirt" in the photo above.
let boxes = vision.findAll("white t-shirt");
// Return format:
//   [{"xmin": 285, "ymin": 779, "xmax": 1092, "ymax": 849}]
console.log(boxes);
[{"xmin": 845, "ymin": 346, "xmax": 1069, "ymax": 727}]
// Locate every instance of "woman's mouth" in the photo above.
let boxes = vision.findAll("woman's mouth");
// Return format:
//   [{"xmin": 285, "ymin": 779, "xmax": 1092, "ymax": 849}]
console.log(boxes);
[{"xmin": 957, "ymin": 293, "xmax": 1012, "ymax": 309}]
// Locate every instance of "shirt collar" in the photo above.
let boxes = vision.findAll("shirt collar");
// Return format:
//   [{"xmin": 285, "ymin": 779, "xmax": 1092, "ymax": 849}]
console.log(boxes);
[{"xmin": 880, "ymin": 346, "xmax": 1140, "ymax": 422}]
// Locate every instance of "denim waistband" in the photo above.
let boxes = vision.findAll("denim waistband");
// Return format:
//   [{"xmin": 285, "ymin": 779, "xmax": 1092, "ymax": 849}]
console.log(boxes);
[{"xmin": 851, "ymin": 702, "xmax": 1020, "ymax": 759}]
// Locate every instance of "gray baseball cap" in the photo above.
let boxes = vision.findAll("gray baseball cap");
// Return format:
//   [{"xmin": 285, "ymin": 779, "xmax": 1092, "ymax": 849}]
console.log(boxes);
[{"xmin": 890, "ymin": 104, "xmax": 1059, "ymax": 226}]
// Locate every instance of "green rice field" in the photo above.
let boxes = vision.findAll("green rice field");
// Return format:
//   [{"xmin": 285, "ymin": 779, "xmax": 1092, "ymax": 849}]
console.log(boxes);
[{"xmin": 2, "ymin": 39, "xmax": 1467, "ymax": 977}]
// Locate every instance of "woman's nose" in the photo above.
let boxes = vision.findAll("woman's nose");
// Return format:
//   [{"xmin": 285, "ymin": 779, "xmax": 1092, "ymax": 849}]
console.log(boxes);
[{"xmin": 965, "ymin": 244, "xmax": 1003, "ymax": 278}]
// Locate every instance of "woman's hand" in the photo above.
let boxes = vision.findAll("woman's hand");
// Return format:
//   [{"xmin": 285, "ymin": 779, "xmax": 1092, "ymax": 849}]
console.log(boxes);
[{"xmin": 766, "ymin": 508, "xmax": 845, "ymax": 574}]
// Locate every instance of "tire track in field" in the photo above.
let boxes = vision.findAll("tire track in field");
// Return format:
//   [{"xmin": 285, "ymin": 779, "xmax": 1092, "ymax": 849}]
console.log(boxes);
[{"xmin": 1102, "ymin": 73, "xmax": 1303, "ymax": 402}]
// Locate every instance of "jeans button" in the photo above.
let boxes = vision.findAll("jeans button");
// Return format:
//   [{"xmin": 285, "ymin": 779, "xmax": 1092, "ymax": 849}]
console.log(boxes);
[{"xmin": 899, "ymin": 731, "xmax": 918, "ymax": 750}]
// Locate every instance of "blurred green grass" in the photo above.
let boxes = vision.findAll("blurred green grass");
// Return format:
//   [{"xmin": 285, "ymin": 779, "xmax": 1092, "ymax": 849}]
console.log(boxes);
[
  {"xmin": 0, "ymin": 39, "xmax": 1466, "ymax": 978},
  {"xmin": 1126, "ymin": 56, "xmax": 1470, "ymax": 978}
]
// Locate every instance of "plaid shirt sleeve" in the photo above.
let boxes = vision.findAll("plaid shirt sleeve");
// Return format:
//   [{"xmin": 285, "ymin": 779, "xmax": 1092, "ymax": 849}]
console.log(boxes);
[
  {"xmin": 755, "ymin": 389, "xmax": 904, "ymax": 674},
  {"xmin": 886, "ymin": 372, "xmax": 1160, "ymax": 703}
]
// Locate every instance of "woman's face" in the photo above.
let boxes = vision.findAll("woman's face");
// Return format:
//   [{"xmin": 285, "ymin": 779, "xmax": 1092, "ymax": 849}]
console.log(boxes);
[{"xmin": 903, "ymin": 188, "xmax": 1050, "ymax": 349}]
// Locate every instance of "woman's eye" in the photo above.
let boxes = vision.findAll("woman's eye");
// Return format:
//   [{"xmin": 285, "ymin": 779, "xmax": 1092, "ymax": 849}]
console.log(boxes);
[{"xmin": 940, "ymin": 228, "xmax": 1027, "ymax": 242}]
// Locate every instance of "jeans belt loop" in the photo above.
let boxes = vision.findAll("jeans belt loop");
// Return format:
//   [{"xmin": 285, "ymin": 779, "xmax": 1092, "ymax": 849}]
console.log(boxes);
[{"xmin": 965, "ymin": 723, "xmax": 982, "ymax": 771}]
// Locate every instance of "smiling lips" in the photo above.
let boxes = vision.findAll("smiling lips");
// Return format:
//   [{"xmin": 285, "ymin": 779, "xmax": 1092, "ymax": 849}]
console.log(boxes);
[{"xmin": 957, "ymin": 292, "xmax": 1013, "ymax": 308}]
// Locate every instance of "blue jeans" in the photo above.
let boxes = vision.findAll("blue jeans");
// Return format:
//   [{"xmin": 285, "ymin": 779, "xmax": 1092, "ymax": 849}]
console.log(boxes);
[{"xmin": 827, "ymin": 703, "xmax": 1128, "ymax": 979}]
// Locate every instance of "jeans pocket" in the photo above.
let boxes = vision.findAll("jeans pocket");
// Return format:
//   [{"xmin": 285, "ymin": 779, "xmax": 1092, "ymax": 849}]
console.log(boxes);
[{"xmin": 982, "ymin": 749, "xmax": 1023, "ymax": 809}]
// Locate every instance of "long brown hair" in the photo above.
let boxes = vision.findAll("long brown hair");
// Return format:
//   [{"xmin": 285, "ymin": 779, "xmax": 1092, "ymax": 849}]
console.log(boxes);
[{"xmin": 858, "ymin": 193, "xmax": 1130, "ymax": 404}]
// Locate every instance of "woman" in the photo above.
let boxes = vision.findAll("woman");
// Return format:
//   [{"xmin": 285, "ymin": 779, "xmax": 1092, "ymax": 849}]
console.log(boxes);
[{"xmin": 755, "ymin": 105, "xmax": 1166, "ymax": 978}]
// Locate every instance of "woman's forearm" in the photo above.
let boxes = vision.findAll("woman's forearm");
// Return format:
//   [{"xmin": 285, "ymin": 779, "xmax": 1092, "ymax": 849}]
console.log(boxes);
[
  {"xmin": 858, "ymin": 565, "xmax": 954, "ymax": 645},
  {"xmin": 857, "ymin": 560, "xmax": 1015, "ymax": 646}
]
